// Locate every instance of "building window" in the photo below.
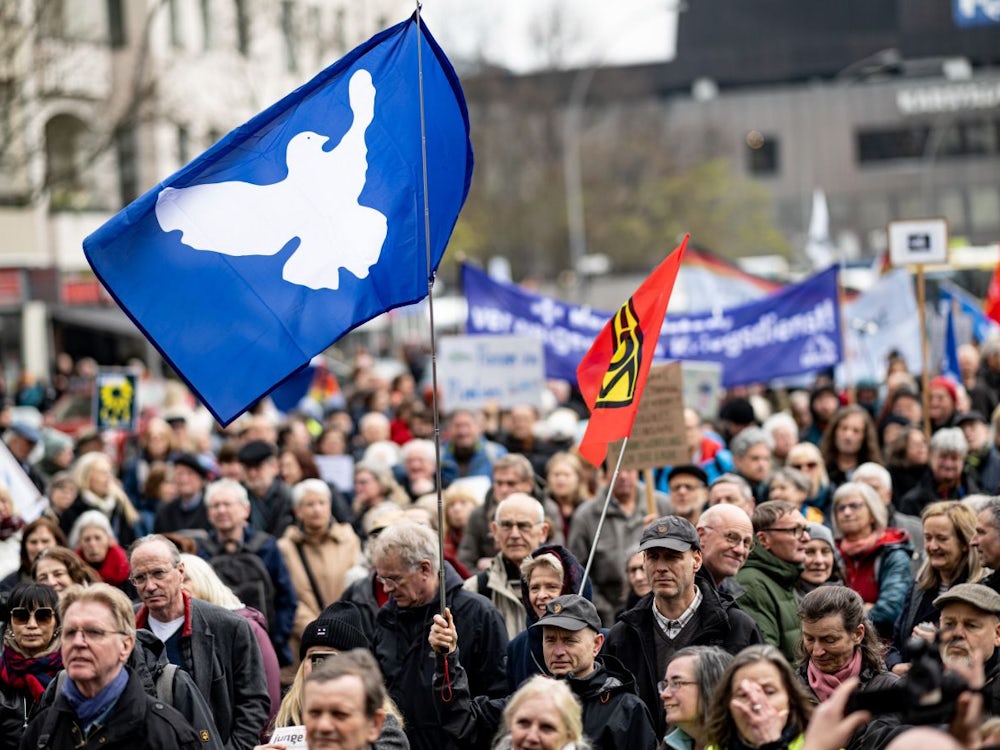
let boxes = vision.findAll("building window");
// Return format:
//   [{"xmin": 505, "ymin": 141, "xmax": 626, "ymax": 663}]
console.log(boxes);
[
  {"xmin": 745, "ymin": 131, "xmax": 779, "ymax": 176},
  {"xmin": 201, "ymin": 0, "xmax": 213, "ymax": 50},
  {"xmin": 107, "ymin": 0, "xmax": 125, "ymax": 47},
  {"xmin": 281, "ymin": 1, "xmax": 297, "ymax": 73},
  {"xmin": 234, "ymin": 0, "xmax": 250, "ymax": 55},
  {"xmin": 115, "ymin": 125, "xmax": 139, "ymax": 206},
  {"xmin": 45, "ymin": 114, "xmax": 90, "ymax": 209},
  {"xmin": 857, "ymin": 118, "xmax": 1000, "ymax": 164}
]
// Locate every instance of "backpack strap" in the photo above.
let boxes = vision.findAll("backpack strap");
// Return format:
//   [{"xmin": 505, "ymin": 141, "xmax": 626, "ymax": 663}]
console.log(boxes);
[
  {"xmin": 295, "ymin": 542, "xmax": 327, "ymax": 610},
  {"xmin": 155, "ymin": 663, "xmax": 177, "ymax": 707}
]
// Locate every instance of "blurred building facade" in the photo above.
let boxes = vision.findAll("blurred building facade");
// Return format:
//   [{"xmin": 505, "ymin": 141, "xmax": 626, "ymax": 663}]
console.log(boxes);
[
  {"xmin": 461, "ymin": 0, "xmax": 1000, "ymax": 282},
  {"xmin": 0, "ymin": 0, "xmax": 397, "ymax": 381}
]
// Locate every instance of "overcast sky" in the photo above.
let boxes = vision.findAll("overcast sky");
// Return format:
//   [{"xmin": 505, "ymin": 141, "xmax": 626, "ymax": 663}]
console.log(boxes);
[{"xmin": 397, "ymin": 0, "xmax": 679, "ymax": 72}]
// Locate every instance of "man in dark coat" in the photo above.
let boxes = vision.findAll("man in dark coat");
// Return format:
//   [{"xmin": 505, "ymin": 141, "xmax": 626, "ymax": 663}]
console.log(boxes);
[
  {"xmin": 369, "ymin": 522, "xmax": 508, "ymax": 750},
  {"xmin": 429, "ymin": 594, "xmax": 657, "ymax": 750},
  {"xmin": 602, "ymin": 516, "xmax": 762, "ymax": 739},
  {"xmin": 22, "ymin": 583, "xmax": 203, "ymax": 750},
  {"xmin": 130, "ymin": 535, "xmax": 271, "ymax": 750}
]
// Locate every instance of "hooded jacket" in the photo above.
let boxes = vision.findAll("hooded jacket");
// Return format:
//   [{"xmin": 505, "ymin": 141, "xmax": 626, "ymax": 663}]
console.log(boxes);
[
  {"xmin": 505, "ymin": 543, "xmax": 591, "ymax": 692},
  {"xmin": 432, "ymin": 651, "xmax": 656, "ymax": 750},
  {"xmin": 374, "ymin": 562, "xmax": 508, "ymax": 750},
  {"xmin": 603, "ymin": 578, "xmax": 762, "ymax": 739},
  {"xmin": 733, "ymin": 544, "xmax": 803, "ymax": 663}
]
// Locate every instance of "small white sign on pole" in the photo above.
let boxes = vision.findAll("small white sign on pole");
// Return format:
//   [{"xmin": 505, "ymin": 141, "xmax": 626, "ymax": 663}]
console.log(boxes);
[
  {"xmin": 888, "ymin": 218, "xmax": 949, "ymax": 267},
  {"xmin": 440, "ymin": 335, "xmax": 546, "ymax": 412}
]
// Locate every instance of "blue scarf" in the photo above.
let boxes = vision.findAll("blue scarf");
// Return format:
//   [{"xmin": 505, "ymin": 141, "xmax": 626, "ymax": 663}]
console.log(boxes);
[{"xmin": 60, "ymin": 666, "xmax": 129, "ymax": 730}]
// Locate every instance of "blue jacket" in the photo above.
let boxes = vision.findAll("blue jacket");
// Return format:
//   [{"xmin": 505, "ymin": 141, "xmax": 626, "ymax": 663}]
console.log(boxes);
[{"xmin": 440, "ymin": 438, "xmax": 507, "ymax": 478}]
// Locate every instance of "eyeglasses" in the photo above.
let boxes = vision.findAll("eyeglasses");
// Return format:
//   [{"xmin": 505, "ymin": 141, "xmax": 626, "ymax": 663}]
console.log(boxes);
[
  {"xmin": 129, "ymin": 566, "xmax": 176, "ymax": 587},
  {"xmin": 309, "ymin": 651, "xmax": 339, "ymax": 667},
  {"xmin": 376, "ymin": 569, "xmax": 412, "ymax": 589},
  {"xmin": 64, "ymin": 627, "xmax": 128, "ymax": 643},
  {"xmin": 10, "ymin": 607, "xmax": 54, "ymax": 625},
  {"xmin": 760, "ymin": 525, "xmax": 808, "ymax": 537},
  {"xmin": 669, "ymin": 482, "xmax": 703, "ymax": 493},
  {"xmin": 835, "ymin": 501, "xmax": 866, "ymax": 514},
  {"xmin": 658, "ymin": 679, "xmax": 697, "ymax": 693},
  {"xmin": 497, "ymin": 520, "xmax": 542, "ymax": 534},
  {"xmin": 702, "ymin": 526, "xmax": 754, "ymax": 550},
  {"xmin": 790, "ymin": 462, "xmax": 819, "ymax": 470}
]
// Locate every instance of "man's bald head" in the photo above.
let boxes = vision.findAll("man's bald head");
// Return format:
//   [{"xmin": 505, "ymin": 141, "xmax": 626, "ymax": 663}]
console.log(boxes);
[
  {"xmin": 885, "ymin": 728, "xmax": 964, "ymax": 750},
  {"xmin": 492, "ymin": 493, "xmax": 549, "ymax": 564},
  {"xmin": 696, "ymin": 503, "xmax": 754, "ymax": 584}
]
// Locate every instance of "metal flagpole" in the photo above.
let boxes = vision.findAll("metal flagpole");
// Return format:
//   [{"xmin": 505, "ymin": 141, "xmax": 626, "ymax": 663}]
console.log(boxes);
[
  {"xmin": 413, "ymin": 1, "xmax": 448, "ymax": 616},
  {"xmin": 579, "ymin": 437, "xmax": 630, "ymax": 594}
]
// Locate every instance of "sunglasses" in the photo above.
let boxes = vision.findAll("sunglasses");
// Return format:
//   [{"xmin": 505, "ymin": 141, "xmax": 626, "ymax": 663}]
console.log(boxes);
[
  {"xmin": 309, "ymin": 651, "xmax": 339, "ymax": 667},
  {"xmin": 10, "ymin": 607, "xmax": 55, "ymax": 626}
]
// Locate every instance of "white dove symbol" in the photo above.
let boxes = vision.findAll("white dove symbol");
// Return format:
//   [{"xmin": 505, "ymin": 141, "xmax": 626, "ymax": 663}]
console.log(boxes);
[{"xmin": 155, "ymin": 69, "xmax": 387, "ymax": 291}]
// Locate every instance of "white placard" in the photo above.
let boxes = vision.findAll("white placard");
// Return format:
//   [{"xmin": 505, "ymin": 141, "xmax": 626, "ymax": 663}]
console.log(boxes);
[
  {"xmin": 888, "ymin": 218, "xmax": 949, "ymax": 266},
  {"xmin": 269, "ymin": 725, "xmax": 308, "ymax": 749},
  {"xmin": 439, "ymin": 335, "xmax": 545, "ymax": 411},
  {"xmin": 315, "ymin": 454, "xmax": 355, "ymax": 494}
]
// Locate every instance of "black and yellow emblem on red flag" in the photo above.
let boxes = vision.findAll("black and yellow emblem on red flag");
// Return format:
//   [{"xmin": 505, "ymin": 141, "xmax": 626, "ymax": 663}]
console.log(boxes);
[
  {"xmin": 576, "ymin": 234, "xmax": 688, "ymax": 466},
  {"xmin": 596, "ymin": 299, "xmax": 643, "ymax": 409}
]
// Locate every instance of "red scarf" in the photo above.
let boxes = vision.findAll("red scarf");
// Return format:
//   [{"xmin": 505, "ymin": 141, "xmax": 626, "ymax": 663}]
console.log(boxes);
[
  {"xmin": 81, "ymin": 543, "xmax": 132, "ymax": 586},
  {"xmin": 0, "ymin": 644, "xmax": 63, "ymax": 701},
  {"xmin": 807, "ymin": 648, "xmax": 862, "ymax": 702}
]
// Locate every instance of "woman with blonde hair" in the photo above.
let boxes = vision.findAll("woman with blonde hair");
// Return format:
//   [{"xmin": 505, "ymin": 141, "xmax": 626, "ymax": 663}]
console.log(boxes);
[
  {"xmin": 71, "ymin": 452, "xmax": 140, "ymax": 546},
  {"xmin": 352, "ymin": 460, "xmax": 408, "ymax": 536},
  {"xmin": 785, "ymin": 442, "xmax": 833, "ymax": 523},
  {"xmin": 887, "ymin": 500, "xmax": 985, "ymax": 673},
  {"xmin": 494, "ymin": 675, "xmax": 589, "ymax": 750},
  {"xmin": 545, "ymin": 452, "xmax": 591, "ymax": 540}
]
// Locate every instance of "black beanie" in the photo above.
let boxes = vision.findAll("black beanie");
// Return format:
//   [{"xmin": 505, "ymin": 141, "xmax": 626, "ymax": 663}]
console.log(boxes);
[{"xmin": 299, "ymin": 603, "xmax": 371, "ymax": 660}]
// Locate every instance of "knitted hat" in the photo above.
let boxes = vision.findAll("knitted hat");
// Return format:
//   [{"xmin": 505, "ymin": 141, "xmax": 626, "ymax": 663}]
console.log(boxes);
[
  {"xmin": 299, "ymin": 603, "xmax": 371, "ymax": 660},
  {"xmin": 929, "ymin": 376, "xmax": 959, "ymax": 404}
]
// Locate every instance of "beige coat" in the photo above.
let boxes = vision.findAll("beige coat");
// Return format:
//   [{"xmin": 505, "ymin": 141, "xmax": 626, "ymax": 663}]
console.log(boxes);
[{"xmin": 277, "ymin": 522, "xmax": 362, "ymax": 680}]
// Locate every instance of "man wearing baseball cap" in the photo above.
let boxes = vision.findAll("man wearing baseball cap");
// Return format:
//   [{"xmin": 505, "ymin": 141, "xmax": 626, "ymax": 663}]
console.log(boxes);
[
  {"xmin": 603, "ymin": 515, "xmax": 761, "ymax": 738},
  {"xmin": 428, "ymin": 593, "xmax": 657, "ymax": 750},
  {"xmin": 934, "ymin": 583, "xmax": 1000, "ymax": 715}
]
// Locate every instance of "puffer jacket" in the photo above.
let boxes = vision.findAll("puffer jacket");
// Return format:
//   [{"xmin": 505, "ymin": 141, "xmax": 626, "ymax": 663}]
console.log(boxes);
[
  {"xmin": 838, "ymin": 528, "xmax": 914, "ymax": 638},
  {"xmin": 734, "ymin": 544, "xmax": 803, "ymax": 662}
]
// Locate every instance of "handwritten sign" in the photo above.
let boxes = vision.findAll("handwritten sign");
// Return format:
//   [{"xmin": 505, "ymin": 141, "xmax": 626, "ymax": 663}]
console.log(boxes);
[
  {"xmin": 269, "ymin": 725, "xmax": 308, "ymax": 749},
  {"xmin": 440, "ymin": 335, "xmax": 545, "ymax": 411},
  {"xmin": 609, "ymin": 363, "xmax": 688, "ymax": 470}
]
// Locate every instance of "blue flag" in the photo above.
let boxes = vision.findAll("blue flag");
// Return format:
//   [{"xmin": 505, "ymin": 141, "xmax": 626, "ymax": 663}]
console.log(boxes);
[
  {"xmin": 84, "ymin": 16, "xmax": 471, "ymax": 425},
  {"xmin": 941, "ymin": 299, "xmax": 961, "ymax": 381}
]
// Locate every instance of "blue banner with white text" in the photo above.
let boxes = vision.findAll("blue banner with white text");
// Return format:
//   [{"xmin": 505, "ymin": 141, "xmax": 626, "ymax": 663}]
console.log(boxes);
[{"xmin": 462, "ymin": 264, "xmax": 842, "ymax": 387}]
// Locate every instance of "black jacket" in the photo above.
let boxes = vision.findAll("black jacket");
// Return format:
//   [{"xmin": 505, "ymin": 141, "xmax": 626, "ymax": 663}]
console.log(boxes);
[
  {"xmin": 432, "ymin": 652, "xmax": 656, "ymax": 750},
  {"xmin": 20, "ymin": 667, "xmax": 203, "ymax": 750},
  {"xmin": 32, "ymin": 631, "xmax": 223, "ymax": 750},
  {"xmin": 0, "ymin": 679, "xmax": 29, "ymax": 750},
  {"xmin": 602, "ymin": 577, "xmax": 763, "ymax": 738},
  {"xmin": 374, "ymin": 563, "xmax": 508, "ymax": 750}
]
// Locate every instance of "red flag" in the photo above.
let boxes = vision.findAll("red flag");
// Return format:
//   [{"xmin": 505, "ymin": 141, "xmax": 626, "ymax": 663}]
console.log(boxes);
[
  {"xmin": 576, "ymin": 235, "xmax": 688, "ymax": 466},
  {"xmin": 986, "ymin": 262, "xmax": 1000, "ymax": 325}
]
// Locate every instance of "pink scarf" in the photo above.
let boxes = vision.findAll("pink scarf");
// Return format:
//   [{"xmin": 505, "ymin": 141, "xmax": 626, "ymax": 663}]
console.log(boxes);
[{"xmin": 807, "ymin": 648, "xmax": 862, "ymax": 701}]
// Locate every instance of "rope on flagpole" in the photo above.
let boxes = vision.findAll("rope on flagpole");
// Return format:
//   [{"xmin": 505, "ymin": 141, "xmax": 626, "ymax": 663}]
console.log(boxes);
[
  {"xmin": 413, "ymin": 2, "xmax": 448, "ymax": 619},
  {"xmin": 579, "ymin": 437, "xmax": 630, "ymax": 595}
]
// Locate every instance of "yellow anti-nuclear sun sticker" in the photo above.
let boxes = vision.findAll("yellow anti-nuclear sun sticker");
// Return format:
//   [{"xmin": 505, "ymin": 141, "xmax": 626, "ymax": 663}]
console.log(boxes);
[{"xmin": 596, "ymin": 298, "xmax": 643, "ymax": 409}]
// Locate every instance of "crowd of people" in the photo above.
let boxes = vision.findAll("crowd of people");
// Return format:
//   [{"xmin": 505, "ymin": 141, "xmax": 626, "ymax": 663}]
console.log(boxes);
[{"xmin": 4, "ymin": 347, "xmax": 1000, "ymax": 749}]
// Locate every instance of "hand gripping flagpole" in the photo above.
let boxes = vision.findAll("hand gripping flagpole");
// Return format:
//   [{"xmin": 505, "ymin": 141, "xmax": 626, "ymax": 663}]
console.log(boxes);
[
  {"xmin": 413, "ymin": 2, "xmax": 448, "ymax": 619},
  {"xmin": 579, "ymin": 437, "xmax": 630, "ymax": 594}
]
